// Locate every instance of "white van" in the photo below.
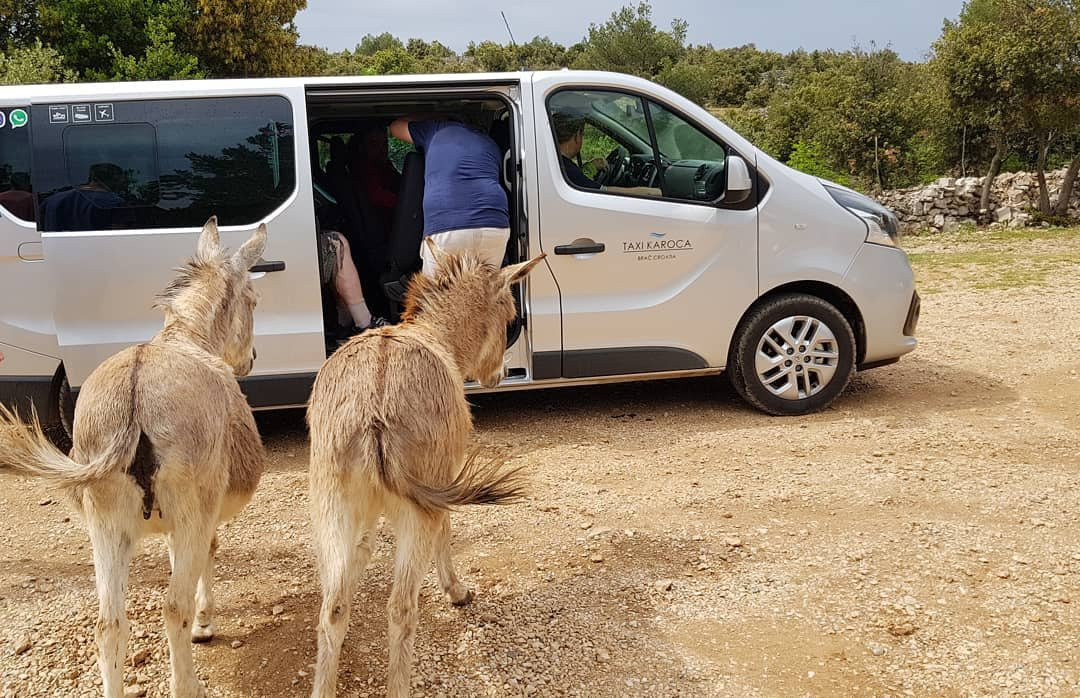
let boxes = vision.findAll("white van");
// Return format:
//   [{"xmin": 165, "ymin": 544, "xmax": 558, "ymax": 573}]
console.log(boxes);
[{"xmin": 0, "ymin": 70, "xmax": 918, "ymax": 434}]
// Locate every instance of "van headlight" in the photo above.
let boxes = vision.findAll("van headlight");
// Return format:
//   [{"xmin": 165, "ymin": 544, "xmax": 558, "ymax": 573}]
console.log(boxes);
[{"xmin": 824, "ymin": 185, "xmax": 900, "ymax": 248}]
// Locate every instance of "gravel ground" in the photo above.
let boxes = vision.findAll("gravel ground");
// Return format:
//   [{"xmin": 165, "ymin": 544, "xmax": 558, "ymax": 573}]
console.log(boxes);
[{"xmin": 2, "ymin": 231, "xmax": 1078, "ymax": 697}]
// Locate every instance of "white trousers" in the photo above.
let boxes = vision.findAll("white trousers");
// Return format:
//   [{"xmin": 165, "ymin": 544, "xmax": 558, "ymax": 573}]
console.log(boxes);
[{"xmin": 420, "ymin": 227, "xmax": 510, "ymax": 277}]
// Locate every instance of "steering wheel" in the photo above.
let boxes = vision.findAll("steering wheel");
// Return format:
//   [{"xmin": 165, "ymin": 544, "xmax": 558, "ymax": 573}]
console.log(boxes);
[{"xmin": 595, "ymin": 146, "xmax": 627, "ymax": 186}]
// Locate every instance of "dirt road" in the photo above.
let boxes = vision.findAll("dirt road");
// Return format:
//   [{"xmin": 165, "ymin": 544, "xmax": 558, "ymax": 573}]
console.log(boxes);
[{"xmin": 2, "ymin": 228, "xmax": 1078, "ymax": 697}]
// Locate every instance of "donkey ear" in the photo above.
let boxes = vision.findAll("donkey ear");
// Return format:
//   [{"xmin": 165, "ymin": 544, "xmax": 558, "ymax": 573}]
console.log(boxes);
[
  {"xmin": 197, "ymin": 216, "xmax": 220, "ymax": 258},
  {"xmin": 424, "ymin": 236, "xmax": 451, "ymax": 272},
  {"xmin": 499, "ymin": 253, "xmax": 546, "ymax": 287},
  {"xmin": 234, "ymin": 223, "xmax": 268, "ymax": 271}
]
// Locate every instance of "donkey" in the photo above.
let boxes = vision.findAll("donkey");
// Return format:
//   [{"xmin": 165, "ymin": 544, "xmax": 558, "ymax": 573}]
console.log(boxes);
[
  {"xmin": 307, "ymin": 239, "xmax": 545, "ymax": 697},
  {"xmin": 0, "ymin": 217, "xmax": 267, "ymax": 698}
]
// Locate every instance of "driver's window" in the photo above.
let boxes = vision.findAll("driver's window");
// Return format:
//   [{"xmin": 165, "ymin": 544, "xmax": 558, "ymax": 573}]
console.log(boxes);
[
  {"xmin": 547, "ymin": 89, "xmax": 731, "ymax": 204},
  {"xmin": 547, "ymin": 89, "xmax": 653, "ymax": 194}
]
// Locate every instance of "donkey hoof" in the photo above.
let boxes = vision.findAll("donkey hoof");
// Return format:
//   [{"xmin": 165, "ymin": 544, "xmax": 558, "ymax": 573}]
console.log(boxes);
[
  {"xmin": 171, "ymin": 677, "xmax": 207, "ymax": 698},
  {"xmin": 191, "ymin": 623, "xmax": 215, "ymax": 643},
  {"xmin": 451, "ymin": 588, "xmax": 474, "ymax": 607}
]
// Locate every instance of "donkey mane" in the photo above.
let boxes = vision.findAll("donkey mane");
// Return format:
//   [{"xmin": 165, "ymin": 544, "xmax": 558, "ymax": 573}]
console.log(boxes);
[
  {"xmin": 400, "ymin": 253, "xmax": 496, "ymax": 322},
  {"xmin": 152, "ymin": 251, "xmax": 228, "ymax": 311}
]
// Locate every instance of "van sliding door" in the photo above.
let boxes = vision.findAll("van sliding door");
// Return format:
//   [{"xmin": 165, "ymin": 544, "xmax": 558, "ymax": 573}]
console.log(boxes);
[{"xmin": 32, "ymin": 87, "xmax": 325, "ymax": 399}]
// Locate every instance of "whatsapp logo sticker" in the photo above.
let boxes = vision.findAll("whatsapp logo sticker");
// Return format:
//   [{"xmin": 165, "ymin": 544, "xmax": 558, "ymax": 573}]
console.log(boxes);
[{"xmin": 9, "ymin": 108, "xmax": 28, "ymax": 129}]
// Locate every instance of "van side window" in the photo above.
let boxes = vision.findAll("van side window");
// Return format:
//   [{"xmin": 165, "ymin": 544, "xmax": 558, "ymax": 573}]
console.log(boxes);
[
  {"xmin": 0, "ymin": 107, "xmax": 34, "ymax": 222},
  {"xmin": 546, "ymin": 90, "xmax": 729, "ymax": 204},
  {"xmin": 33, "ymin": 96, "xmax": 295, "ymax": 232}
]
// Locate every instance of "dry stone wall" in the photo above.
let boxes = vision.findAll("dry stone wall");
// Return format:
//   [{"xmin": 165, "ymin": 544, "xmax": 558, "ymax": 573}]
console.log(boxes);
[{"xmin": 877, "ymin": 167, "xmax": 1080, "ymax": 231}]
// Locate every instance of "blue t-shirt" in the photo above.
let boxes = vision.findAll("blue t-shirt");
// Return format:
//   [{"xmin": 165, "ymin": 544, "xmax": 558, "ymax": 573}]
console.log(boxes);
[
  {"xmin": 408, "ymin": 121, "xmax": 509, "ymax": 236},
  {"xmin": 561, "ymin": 155, "xmax": 602, "ymax": 190}
]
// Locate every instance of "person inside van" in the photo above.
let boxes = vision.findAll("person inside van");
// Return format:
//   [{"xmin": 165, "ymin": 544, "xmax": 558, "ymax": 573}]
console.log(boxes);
[
  {"xmin": 41, "ymin": 163, "xmax": 133, "ymax": 232},
  {"xmin": 388, "ymin": 115, "xmax": 508, "ymax": 276},
  {"xmin": 350, "ymin": 125, "xmax": 401, "ymax": 235},
  {"xmin": 551, "ymin": 112, "xmax": 661, "ymax": 197},
  {"xmin": 317, "ymin": 226, "xmax": 384, "ymax": 334}
]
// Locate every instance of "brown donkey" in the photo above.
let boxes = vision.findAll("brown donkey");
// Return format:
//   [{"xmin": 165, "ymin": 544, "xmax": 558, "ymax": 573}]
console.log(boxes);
[
  {"xmin": 0, "ymin": 218, "xmax": 267, "ymax": 698},
  {"xmin": 308, "ymin": 239, "xmax": 545, "ymax": 697}
]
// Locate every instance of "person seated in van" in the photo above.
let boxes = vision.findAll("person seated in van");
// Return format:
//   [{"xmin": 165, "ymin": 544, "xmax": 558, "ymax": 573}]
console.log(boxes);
[
  {"xmin": 551, "ymin": 112, "xmax": 660, "ymax": 197},
  {"xmin": 389, "ymin": 115, "xmax": 509, "ymax": 276},
  {"xmin": 41, "ymin": 162, "xmax": 132, "ymax": 232},
  {"xmin": 349, "ymin": 125, "xmax": 401, "ymax": 235},
  {"xmin": 317, "ymin": 227, "xmax": 384, "ymax": 333}
]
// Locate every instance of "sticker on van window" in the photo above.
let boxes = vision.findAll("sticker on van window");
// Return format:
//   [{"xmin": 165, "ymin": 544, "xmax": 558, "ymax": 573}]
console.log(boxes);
[
  {"xmin": 9, "ymin": 109, "xmax": 27, "ymax": 128},
  {"xmin": 94, "ymin": 104, "xmax": 114, "ymax": 122},
  {"xmin": 72, "ymin": 105, "xmax": 92, "ymax": 123},
  {"xmin": 49, "ymin": 105, "xmax": 69, "ymax": 124},
  {"xmin": 0, "ymin": 111, "xmax": 5, "ymax": 129}
]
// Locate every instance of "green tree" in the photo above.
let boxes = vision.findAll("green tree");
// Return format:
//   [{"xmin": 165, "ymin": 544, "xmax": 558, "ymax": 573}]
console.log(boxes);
[
  {"xmin": 356, "ymin": 32, "xmax": 404, "ymax": 56},
  {"xmin": 0, "ymin": 40, "xmax": 77, "ymax": 84},
  {"xmin": 187, "ymin": 0, "xmax": 308, "ymax": 77},
  {"xmin": 574, "ymin": 2, "xmax": 687, "ymax": 78},
  {"xmin": 111, "ymin": 12, "xmax": 202, "ymax": 80},
  {"xmin": 0, "ymin": 0, "xmax": 39, "ymax": 46}
]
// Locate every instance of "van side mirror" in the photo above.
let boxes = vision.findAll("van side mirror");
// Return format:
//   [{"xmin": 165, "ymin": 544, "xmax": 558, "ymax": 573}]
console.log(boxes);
[{"xmin": 722, "ymin": 154, "xmax": 753, "ymax": 205}]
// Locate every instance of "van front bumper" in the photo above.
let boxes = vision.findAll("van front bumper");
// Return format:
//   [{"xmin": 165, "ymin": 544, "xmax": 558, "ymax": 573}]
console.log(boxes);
[{"xmin": 844, "ymin": 243, "xmax": 918, "ymax": 365}]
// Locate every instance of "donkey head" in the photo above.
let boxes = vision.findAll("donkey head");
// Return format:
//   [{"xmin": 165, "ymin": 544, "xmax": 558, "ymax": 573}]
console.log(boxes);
[
  {"xmin": 155, "ymin": 217, "xmax": 267, "ymax": 377},
  {"xmin": 405, "ymin": 239, "xmax": 545, "ymax": 388}
]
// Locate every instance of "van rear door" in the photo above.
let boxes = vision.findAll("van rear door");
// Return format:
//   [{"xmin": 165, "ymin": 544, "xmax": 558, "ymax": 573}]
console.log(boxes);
[{"xmin": 32, "ymin": 85, "xmax": 326, "ymax": 399}]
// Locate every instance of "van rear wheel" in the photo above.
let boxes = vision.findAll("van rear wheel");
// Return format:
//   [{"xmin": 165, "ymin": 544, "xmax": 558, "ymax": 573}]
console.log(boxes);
[{"xmin": 728, "ymin": 294, "xmax": 855, "ymax": 416}]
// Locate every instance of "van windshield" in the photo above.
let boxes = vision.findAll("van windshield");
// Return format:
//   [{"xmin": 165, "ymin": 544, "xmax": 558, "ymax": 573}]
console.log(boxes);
[{"xmin": 0, "ymin": 106, "xmax": 34, "ymax": 222}]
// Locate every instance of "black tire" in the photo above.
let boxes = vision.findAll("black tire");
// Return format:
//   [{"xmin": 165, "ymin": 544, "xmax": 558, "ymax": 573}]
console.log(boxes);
[{"xmin": 728, "ymin": 294, "xmax": 856, "ymax": 416}]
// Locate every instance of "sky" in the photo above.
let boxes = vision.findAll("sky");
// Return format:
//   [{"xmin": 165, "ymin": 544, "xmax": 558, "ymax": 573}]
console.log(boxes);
[{"xmin": 295, "ymin": 0, "xmax": 967, "ymax": 62}]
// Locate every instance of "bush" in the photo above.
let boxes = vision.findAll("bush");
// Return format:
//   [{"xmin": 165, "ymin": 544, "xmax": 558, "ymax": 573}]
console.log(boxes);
[{"xmin": 786, "ymin": 140, "xmax": 851, "ymax": 186}]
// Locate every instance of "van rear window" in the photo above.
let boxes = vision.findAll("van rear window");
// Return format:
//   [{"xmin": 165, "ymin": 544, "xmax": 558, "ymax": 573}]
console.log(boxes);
[
  {"xmin": 0, "ymin": 106, "xmax": 34, "ymax": 222},
  {"xmin": 32, "ymin": 96, "xmax": 295, "ymax": 232}
]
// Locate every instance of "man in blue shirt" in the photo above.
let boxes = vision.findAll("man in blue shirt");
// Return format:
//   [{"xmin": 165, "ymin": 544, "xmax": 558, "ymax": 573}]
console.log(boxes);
[
  {"xmin": 389, "ymin": 117, "xmax": 509, "ymax": 276},
  {"xmin": 550, "ymin": 112, "xmax": 661, "ymax": 197}
]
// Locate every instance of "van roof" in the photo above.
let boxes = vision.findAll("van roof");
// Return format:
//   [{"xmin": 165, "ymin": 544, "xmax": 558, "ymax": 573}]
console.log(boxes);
[{"xmin": 0, "ymin": 70, "xmax": 638, "ymax": 100}]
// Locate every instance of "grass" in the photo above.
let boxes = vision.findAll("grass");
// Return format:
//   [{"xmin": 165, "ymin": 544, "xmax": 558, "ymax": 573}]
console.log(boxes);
[{"xmin": 904, "ymin": 226, "xmax": 1080, "ymax": 293}]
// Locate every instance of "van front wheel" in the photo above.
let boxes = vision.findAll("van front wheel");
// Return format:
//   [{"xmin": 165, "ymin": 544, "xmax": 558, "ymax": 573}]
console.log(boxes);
[{"xmin": 728, "ymin": 294, "xmax": 856, "ymax": 416}]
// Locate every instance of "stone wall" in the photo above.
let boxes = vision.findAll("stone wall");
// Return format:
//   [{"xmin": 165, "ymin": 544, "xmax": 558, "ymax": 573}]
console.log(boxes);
[{"xmin": 877, "ymin": 167, "xmax": 1080, "ymax": 231}]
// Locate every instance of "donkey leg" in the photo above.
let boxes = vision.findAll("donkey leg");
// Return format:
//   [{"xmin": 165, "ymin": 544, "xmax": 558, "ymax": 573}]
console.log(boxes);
[
  {"xmin": 87, "ymin": 515, "xmax": 137, "ymax": 698},
  {"xmin": 311, "ymin": 484, "xmax": 361, "ymax": 698},
  {"xmin": 191, "ymin": 533, "xmax": 219, "ymax": 643},
  {"xmin": 163, "ymin": 524, "xmax": 214, "ymax": 698},
  {"xmin": 386, "ymin": 509, "xmax": 437, "ymax": 698},
  {"xmin": 433, "ymin": 513, "xmax": 473, "ymax": 606}
]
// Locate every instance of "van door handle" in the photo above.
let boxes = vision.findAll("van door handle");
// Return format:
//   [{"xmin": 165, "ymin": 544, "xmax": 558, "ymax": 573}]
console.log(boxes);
[
  {"xmin": 250, "ymin": 260, "xmax": 285, "ymax": 273},
  {"xmin": 554, "ymin": 239, "xmax": 605, "ymax": 255}
]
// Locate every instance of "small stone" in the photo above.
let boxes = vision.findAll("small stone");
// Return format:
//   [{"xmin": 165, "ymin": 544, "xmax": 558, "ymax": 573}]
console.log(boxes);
[
  {"xmin": 596, "ymin": 649, "xmax": 610, "ymax": 662},
  {"xmin": 589, "ymin": 553, "xmax": 604, "ymax": 563},
  {"xmin": 995, "ymin": 569, "xmax": 1011, "ymax": 579},
  {"xmin": 130, "ymin": 648, "xmax": 150, "ymax": 666},
  {"xmin": 871, "ymin": 645, "xmax": 887, "ymax": 656},
  {"xmin": 725, "ymin": 537, "xmax": 743, "ymax": 548},
  {"xmin": 888, "ymin": 623, "xmax": 916, "ymax": 637},
  {"xmin": 586, "ymin": 527, "xmax": 612, "ymax": 539},
  {"xmin": 123, "ymin": 685, "xmax": 146, "ymax": 698},
  {"xmin": 654, "ymin": 579, "xmax": 674, "ymax": 592},
  {"xmin": 38, "ymin": 498, "xmax": 52, "ymax": 506},
  {"xmin": 13, "ymin": 635, "xmax": 32, "ymax": 655},
  {"xmin": 231, "ymin": 640, "xmax": 244, "ymax": 649},
  {"xmin": 272, "ymin": 605, "xmax": 285, "ymax": 616},
  {"xmin": 580, "ymin": 521, "xmax": 593, "ymax": 530}
]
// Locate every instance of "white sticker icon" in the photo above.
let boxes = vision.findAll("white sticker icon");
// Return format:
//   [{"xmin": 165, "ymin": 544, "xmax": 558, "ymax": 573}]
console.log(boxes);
[
  {"xmin": 49, "ymin": 105, "xmax": 69, "ymax": 124},
  {"xmin": 94, "ymin": 104, "xmax": 114, "ymax": 122},
  {"xmin": 72, "ymin": 105, "xmax": 92, "ymax": 122}
]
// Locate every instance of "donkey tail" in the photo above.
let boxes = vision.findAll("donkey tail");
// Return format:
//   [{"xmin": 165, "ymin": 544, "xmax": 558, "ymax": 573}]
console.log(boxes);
[
  {"xmin": 368, "ymin": 419, "xmax": 526, "ymax": 513},
  {"xmin": 0, "ymin": 403, "xmax": 137, "ymax": 486}
]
